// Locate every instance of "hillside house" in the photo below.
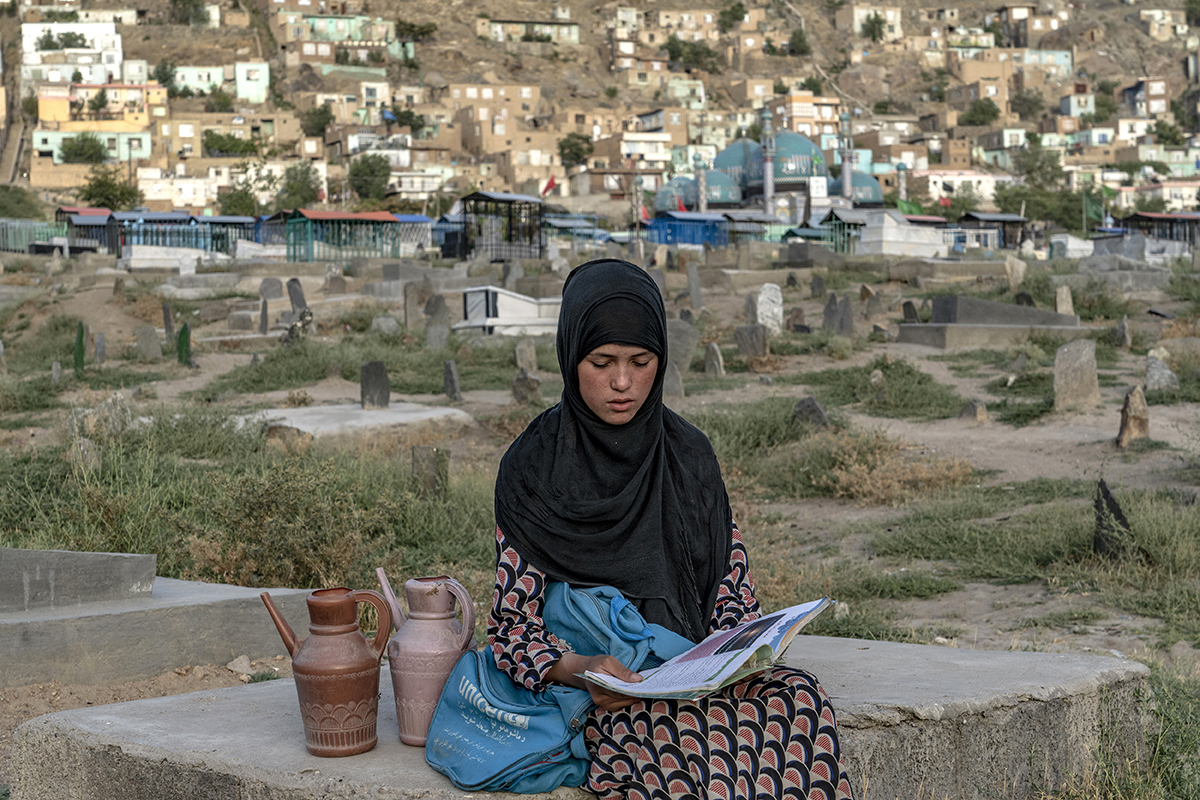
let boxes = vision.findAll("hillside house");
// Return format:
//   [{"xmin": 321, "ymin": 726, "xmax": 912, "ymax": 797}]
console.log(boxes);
[{"xmin": 835, "ymin": 4, "xmax": 903, "ymax": 41}]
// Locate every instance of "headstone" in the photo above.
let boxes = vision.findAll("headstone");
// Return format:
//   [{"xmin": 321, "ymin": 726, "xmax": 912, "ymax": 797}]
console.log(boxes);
[
  {"xmin": 786, "ymin": 271, "xmax": 798, "ymax": 288},
  {"xmin": 902, "ymin": 301, "xmax": 919, "ymax": 324},
  {"xmin": 403, "ymin": 283, "xmax": 424, "ymax": 331},
  {"xmin": 821, "ymin": 293, "xmax": 839, "ymax": 332},
  {"xmin": 1055, "ymin": 285, "xmax": 1074, "ymax": 316},
  {"xmin": 382, "ymin": 263, "xmax": 401, "ymax": 282},
  {"xmin": 51, "ymin": 361, "xmax": 61, "ymax": 385},
  {"xmin": 371, "ymin": 316, "xmax": 401, "ymax": 336},
  {"xmin": 259, "ymin": 278, "xmax": 283, "ymax": 300},
  {"xmin": 836, "ymin": 296, "xmax": 854, "ymax": 338},
  {"xmin": 512, "ymin": 368, "xmax": 542, "ymax": 405},
  {"xmin": 112, "ymin": 277, "xmax": 125, "ymax": 298},
  {"xmin": 514, "ymin": 338, "xmax": 537, "ymax": 373},
  {"xmin": 326, "ymin": 275, "xmax": 347, "ymax": 294},
  {"xmin": 865, "ymin": 294, "xmax": 883, "ymax": 319},
  {"xmin": 704, "ymin": 342, "xmax": 725, "ymax": 376},
  {"xmin": 259, "ymin": 300, "xmax": 268, "ymax": 335},
  {"xmin": 162, "ymin": 303, "xmax": 174, "ymax": 342},
  {"xmin": 1004, "ymin": 254, "xmax": 1027, "ymax": 291},
  {"xmin": 663, "ymin": 362, "xmax": 685, "ymax": 400},
  {"xmin": 551, "ymin": 256, "xmax": 570, "ymax": 276},
  {"xmin": 426, "ymin": 322, "xmax": 450, "ymax": 350},
  {"xmin": 250, "ymin": 353, "xmax": 261, "ymax": 367},
  {"xmin": 93, "ymin": 334, "xmax": 104, "ymax": 367},
  {"xmin": 756, "ymin": 284, "xmax": 783, "ymax": 335},
  {"xmin": 177, "ymin": 323, "xmax": 192, "ymax": 366},
  {"xmin": 227, "ymin": 311, "xmax": 256, "ymax": 331},
  {"xmin": 655, "ymin": 244, "xmax": 669, "ymax": 268},
  {"xmin": 444, "ymin": 360, "xmax": 462, "ymax": 401},
  {"xmin": 872, "ymin": 324, "xmax": 894, "ymax": 342},
  {"xmin": 793, "ymin": 396, "xmax": 830, "ymax": 427},
  {"xmin": 687, "ymin": 264, "xmax": 703, "ymax": 309},
  {"xmin": 286, "ymin": 278, "xmax": 307, "ymax": 311},
  {"xmin": 785, "ymin": 307, "xmax": 805, "ymax": 331},
  {"xmin": 909, "ymin": 275, "xmax": 922, "ymax": 289},
  {"xmin": 734, "ymin": 324, "xmax": 769, "ymax": 358},
  {"xmin": 744, "ymin": 292, "xmax": 759, "ymax": 325},
  {"xmin": 1094, "ymin": 479, "xmax": 1132, "ymax": 557},
  {"xmin": 665, "ymin": 318, "xmax": 701, "ymax": 377},
  {"xmin": 606, "ymin": 241, "xmax": 621, "ymax": 259},
  {"xmin": 348, "ymin": 258, "xmax": 369, "ymax": 279},
  {"xmin": 425, "ymin": 294, "xmax": 450, "ymax": 326},
  {"xmin": 959, "ymin": 399, "xmax": 988, "ymax": 421},
  {"xmin": 135, "ymin": 325, "xmax": 161, "ymax": 361},
  {"xmin": 869, "ymin": 368, "xmax": 885, "ymax": 389},
  {"xmin": 1014, "ymin": 292, "xmax": 1035, "ymax": 307},
  {"xmin": 1053, "ymin": 339, "xmax": 1101, "ymax": 412},
  {"xmin": 665, "ymin": 249, "xmax": 676, "ymax": 271},
  {"xmin": 1114, "ymin": 316, "xmax": 1132, "ymax": 348},
  {"xmin": 412, "ymin": 445, "xmax": 449, "ymax": 497},
  {"xmin": 1145, "ymin": 356, "xmax": 1180, "ymax": 392},
  {"xmin": 1008, "ymin": 352, "xmax": 1028, "ymax": 374},
  {"xmin": 1115, "ymin": 385, "xmax": 1149, "ymax": 448},
  {"xmin": 679, "ymin": 308, "xmax": 693, "ymax": 324},
  {"xmin": 648, "ymin": 269, "xmax": 667, "ymax": 299},
  {"xmin": 810, "ymin": 274, "xmax": 826, "ymax": 300},
  {"xmin": 859, "ymin": 284, "xmax": 875, "ymax": 302},
  {"xmin": 360, "ymin": 361, "xmax": 389, "ymax": 409},
  {"xmin": 503, "ymin": 260, "xmax": 525, "ymax": 290}
]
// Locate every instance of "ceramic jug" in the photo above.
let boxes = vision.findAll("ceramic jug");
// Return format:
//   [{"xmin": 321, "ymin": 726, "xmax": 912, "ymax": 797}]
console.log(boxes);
[
  {"xmin": 376, "ymin": 568, "xmax": 475, "ymax": 746},
  {"xmin": 261, "ymin": 587, "xmax": 391, "ymax": 757}
]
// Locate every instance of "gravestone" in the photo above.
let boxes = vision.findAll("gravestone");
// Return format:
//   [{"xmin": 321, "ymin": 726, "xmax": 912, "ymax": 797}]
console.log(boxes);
[
  {"xmin": 326, "ymin": 275, "xmax": 347, "ymax": 294},
  {"xmin": 1144, "ymin": 356, "xmax": 1179, "ymax": 392},
  {"xmin": 1055, "ymin": 286, "xmax": 1074, "ymax": 317},
  {"xmin": 759, "ymin": 375, "xmax": 772, "ymax": 385},
  {"xmin": 665, "ymin": 249, "xmax": 676, "ymax": 271},
  {"xmin": 551, "ymin": 256, "xmax": 570, "ymax": 276},
  {"xmin": 872, "ymin": 324, "xmax": 894, "ymax": 342},
  {"xmin": 821, "ymin": 293, "xmax": 839, "ymax": 332},
  {"xmin": 135, "ymin": 326, "xmax": 161, "ymax": 361},
  {"xmin": 959, "ymin": 399, "xmax": 988, "ymax": 422},
  {"xmin": 443, "ymin": 360, "xmax": 463, "ymax": 401},
  {"xmin": 1004, "ymin": 254, "xmax": 1027, "ymax": 291},
  {"xmin": 1014, "ymin": 292, "xmax": 1035, "ymax": 307},
  {"xmin": 665, "ymin": 318, "xmax": 701, "ymax": 377},
  {"xmin": 1114, "ymin": 316, "xmax": 1132, "ymax": 348},
  {"xmin": 1053, "ymin": 339, "xmax": 1101, "ymax": 412},
  {"xmin": 250, "ymin": 353, "xmax": 260, "ymax": 367},
  {"xmin": 648, "ymin": 269, "xmax": 667, "ymax": 299},
  {"xmin": 177, "ymin": 324, "xmax": 191, "ymax": 366},
  {"xmin": 371, "ymin": 316, "xmax": 401, "ymax": 336},
  {"xmin": 1094, "ymin": 479, "xmax": 1132, "ymax": 557},
  {"xmin": 259, "ymin": 278, "xmax": 283, "ymax": 300},
  {"xmin": 687, "ymin": 264, "xmax": 703, "ymax": 309},
  {"xmin": 1008, "ymin": 352, "xmax": 1028, "ymax": 374},
  {"xmin": 412, "ymin": 445, "xmax": 449, "ymax": 497},
  {"xmin": 902, "ymin": 301, "xmax": 919, "ymax": 324},
  {"xmin": 426, "ymin": 322, "xmax": 450, "ymax": 351},
  {"xmin": 865, "ymin": 294, "xmax": 883, "ymax": 319},
  {"xmin": 259, "ymin": 300, "xmax": 268, "ymax": 335},
  {"xmin": 655, "ymin": 244, "xmax": 669, "ymax": 268},
  {"xmin": 382, "ymin": 263, "xmax": 401, "ymax": 282},
  {"xmin": 348, "ymin": 258, "xmax": 369, "ymax": 279},
  {"xmin": 51, "ymin": 361, "xmax": 61, "ymax": 386},
  {"xmin": 663, "ymin": 362, "xmax": 685, "ymax": 400},
  {"xmin": 793, "ymin": 396, "xmax": 830, "ymax": 427},
  {"xmin": 1115, "ymin": 385, "xmax": 1149, "ymax": 449},
  {"xmin": 512, "ymin": 368, "xmax": 542, "ymax": 405},
  {"xmin": 606, "ymin": 241, "xmax": 621, "ymax": 259},
  {"xmin": 162, "ymin": 303, "xmax": 174, "ymax": 342},
  {"xmin": 112, "ymin": 277, "xmax": 125, "ymax": 298},
  {"xmin": 426, "ymin": 295, "xmax": 451, "ymax": 350},
  {"xmin": 734, "ymin": 324, "xmax": 769, "ymax": 358},
  {"xmin": 810, "ymin": 274, "xmax": 826, "ymax": 300},
  {"xmin": 679, "ymin": 308, "xmax": 693, "ymax": 324},
  {"xmin": 514, "ymin": 338, "xmax": 537, "ymax": 373},
  {"xmin": 503, "ymin": 260, "xmax": 525, "ymax": 290},
  {"xmin": 93, "ymin": 334, "xmax": 104, "ymax": 367},
  {"xmin": 360, "ymin": 362, "xmax": 389, "ymax": 409},
  {"xmin": 786, "ymin": 271, "xmax": 798, "ymax": 288},
  {"xmin": 932, "ymin": 296, "xmax": 1077, "ymax": 326},
  {"xmin": 704, "ymin": 342, "xmax": 725, "ymax": 376},
  {"xmin": 286, "ymin": 278, "xmax": 307, "ymax": 311},
  {"xmin": 404, "ymin": 282, "xmax": 425, "ymax": 330},
  {"xmin": 227, "ymin": 311, "xmax": 255, "ymax": 331},
  {"xmin": 757, "ymin": 284, "xmax": 783, "ymax": 335},
  {"xmin": 744, "ymin": 292, "xmax": 758, "ymax": 325},
  {"xmin": 909, "ymin": 275, "xmax": 922, "ymax": 289},
  {"xmin": 836, "ymin": 296, "xmax": 854, "ymax": 338},
  {"xmin": 785, "ymin": 307, "xmax": 805, "ymax": 331},
  {"xmin": 859, "ymin": 284, "xmax": 876, "ymax": 302}
]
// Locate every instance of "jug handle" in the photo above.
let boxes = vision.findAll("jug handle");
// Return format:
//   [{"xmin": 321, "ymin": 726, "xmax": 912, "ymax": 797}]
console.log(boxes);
[
  {"xmin": 375, "ymin": 567, "xmax": 406, "ymax": 633},
  {"xmin": 352, "ymin": 589, "xmax": 392, "ymax": 662},
  {"xmin": 444, "ymin": 578, "xmax": 476, "ymax": 652}
]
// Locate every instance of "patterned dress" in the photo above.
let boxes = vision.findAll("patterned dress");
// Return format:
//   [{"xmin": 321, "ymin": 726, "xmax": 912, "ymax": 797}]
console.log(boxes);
[{"xmin": 488, "ymin": 527, "xmax": 855, "ymax": 800}]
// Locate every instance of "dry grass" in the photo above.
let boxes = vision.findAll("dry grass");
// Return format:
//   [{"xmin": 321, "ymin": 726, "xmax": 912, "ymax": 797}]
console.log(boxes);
[
  {"xmin": 283, "ymin": 389, "xmax": 313, "ymax": 408},
  {"xmin": 126, "ymin": 294, "xmax": 166, "ymax": 325},
  {"xmin": 1159, "ymin": 318, "xmax": 1200, "ymax": 340},
  {"xmin": 808, "ymin": 429, "xmax": 975, "ymax": 506}
]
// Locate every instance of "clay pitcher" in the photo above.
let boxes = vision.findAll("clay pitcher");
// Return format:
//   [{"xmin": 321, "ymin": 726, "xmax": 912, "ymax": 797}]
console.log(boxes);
[
  {"xmin": 261, "ymin": 587, "xmax": 391, "ymax": 757},
  {"xmin": 376, "ymin": 569, "xmax": 474, "ymax": 746}
]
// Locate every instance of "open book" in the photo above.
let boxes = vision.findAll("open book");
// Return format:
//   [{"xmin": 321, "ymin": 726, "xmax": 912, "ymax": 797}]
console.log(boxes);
[{"xmin": 583, "ymin": 597, "xmax": 831, "ymax": 701}]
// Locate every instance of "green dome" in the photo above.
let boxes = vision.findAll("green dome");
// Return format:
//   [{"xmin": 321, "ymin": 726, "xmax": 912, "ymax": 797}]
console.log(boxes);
[
  {"xmin": 746, "ymin": 131, "xmax": 828, "ymax": 190},
  {"xmin": 653, "ymin": 177, "xmax": 697, "ymax": 214},
  {"xmin": 702, "ymin": 169, "xmax": 742, "ymax": 205},
  {"xmin": 828, "ymin": 170, "xmax": 884, "ymax": 205},
  {"xmin": 713, "ymin": 138, "xmax": 760, "ymax": 189}
]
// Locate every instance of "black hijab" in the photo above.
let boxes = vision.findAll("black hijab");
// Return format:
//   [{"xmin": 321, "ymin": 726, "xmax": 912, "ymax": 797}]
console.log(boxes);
[{"xmin": 494, "ymin": 259, "xmax": 733, "ymax": 642}]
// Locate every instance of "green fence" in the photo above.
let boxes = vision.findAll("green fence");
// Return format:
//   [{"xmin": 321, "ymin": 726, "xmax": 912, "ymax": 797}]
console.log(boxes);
[
  {"xmin": 285, "ymin": 217, "xmax": 405, "ymax": 264},
  {"xmin": 0, "ymin": 220, "xmax": 68, "ymax": 253}
]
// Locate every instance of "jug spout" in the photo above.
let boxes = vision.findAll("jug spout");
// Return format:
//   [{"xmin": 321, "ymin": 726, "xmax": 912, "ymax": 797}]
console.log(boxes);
[
  {"xmin": 260, "ymin": 591, "xmax": 298, "ymax": 657},
  {"xmin": 375, "ymin": 567, "xmax": 406, "ymax": 633}
]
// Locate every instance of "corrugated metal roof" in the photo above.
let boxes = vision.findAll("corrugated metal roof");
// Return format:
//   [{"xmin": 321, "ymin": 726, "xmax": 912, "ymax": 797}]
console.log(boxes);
[
  {"xmin": 58, "ymin": 206, "xmax": 111, "ymax": 216},
  {"xmin": 109, "ymin": 211, "xmax": 193, "ymax": 222},
  {"xmin": 69, "ymin": 214, "xmax": 109, "ymax": 226},
  {"xmin": 201, "ymin": 216, "xmax": 257, "ymax": 224},
  {"xmin": 960, "ymin": 212, "xmax": 1027, "ymax": 223},
  {"xmin": 293, "ymin": 209, "xmax": 398, "ymax": 222},
  {"xmin": 462, "ymin": 190, "xmax": 545, "ymax": 205},
  {"xmin": 659, "ymin": 211, "xmax": 728, "ymax": 222}
]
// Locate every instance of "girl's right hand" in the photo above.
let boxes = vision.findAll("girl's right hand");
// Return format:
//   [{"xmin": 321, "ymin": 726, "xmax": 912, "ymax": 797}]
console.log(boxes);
[{"xmin": 547, "ymin": 653, "xmax": 644, "ymax": 711}]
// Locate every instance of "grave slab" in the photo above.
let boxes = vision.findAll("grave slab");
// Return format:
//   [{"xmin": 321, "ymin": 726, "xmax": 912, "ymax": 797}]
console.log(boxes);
[
  {"xmin": 12, "ymin": 637, "xmax": 1149, "ymax": 800},
  {"xmin": 1, "ymin": 548, "xmax": 156, "ymax": 613},
  {"xmin": 896, "ymin": 323, "xmax": 1093, "ymax": 349},
  {"xmin": 254, "ymin": 403, "xmax": 474, "ymax": 439}
]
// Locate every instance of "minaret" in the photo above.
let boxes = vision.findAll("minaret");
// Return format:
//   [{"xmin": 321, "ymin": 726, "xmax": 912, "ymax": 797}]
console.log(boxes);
[
  {"xmin": 761, "ymin": 106, "xmax": 775, "ymax": 216},
  {"xmin": 693, "ymin": 152, "xmax": 708, "ymax": 213},
  {"xmin": 840, "ymin": 110, "xmax": 853, "ymax": 203}
]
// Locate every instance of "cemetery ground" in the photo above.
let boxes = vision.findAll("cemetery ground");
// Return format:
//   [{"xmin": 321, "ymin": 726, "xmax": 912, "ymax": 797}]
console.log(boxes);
[{"xmin": 2, "ymin": 261, "xmax": 1200, "ymax": 798}]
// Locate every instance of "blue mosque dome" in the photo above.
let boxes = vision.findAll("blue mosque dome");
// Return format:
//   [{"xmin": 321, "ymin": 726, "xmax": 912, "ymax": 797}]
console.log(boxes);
[
  {"xmin": 828, "ymin": 170, "xmax": 884, "ymax": 205},
  {"xmin": 712, "ymin": 138, "xmax": 761, "ymax": 189},
  {"xmin": 747, "ymin": 130, "xmax": 828, "ymax": 191}
]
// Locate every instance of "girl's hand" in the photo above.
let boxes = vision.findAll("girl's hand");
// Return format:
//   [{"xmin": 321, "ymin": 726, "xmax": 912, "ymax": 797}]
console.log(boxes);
[{"xmin": 547, "ymin": 653, "xmax": 644, "ymax": 711}]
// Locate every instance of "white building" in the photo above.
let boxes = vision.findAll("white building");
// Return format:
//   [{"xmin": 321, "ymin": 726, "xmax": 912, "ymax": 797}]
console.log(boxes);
[{"xmin": 20, "ymin": 22, "xmax": 122, "ymax": 95}]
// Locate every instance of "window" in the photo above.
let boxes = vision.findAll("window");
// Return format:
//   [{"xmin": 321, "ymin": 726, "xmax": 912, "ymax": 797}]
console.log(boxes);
[
  {"xmin": 482, "ymin": 88, "xmax": 493, "ymax": 99},
  {"xmin": 466, "ymin": 87, "xmax": 478, "ymax": 99},
  {"xmin": 107, "ymin": 138, "xmax": 117, "ymax": 150},
  {"xmin": 520, "ymin": 87, "xmax": 533, "ymax": 98},
  {"xmin": 452, "ymin": 89, "xmax": 461, "ymax": 98},
  {"xmin": 180, "ymin": 124, "xmax": 195, "ymax": 138},
  {"xmin": 575, "ymin": 113, "xmax": 585, "ymax": 124},
  {"xmin": 317, "ymin": 43, "xmax": 330, "ymax": 55},
  {"xmin": 494, "ymin": 123, "xmax": 505, "ymax": 134},
  {"xmin": 130, "ymin": 138, "xmax": 142, "ymax": 150}
]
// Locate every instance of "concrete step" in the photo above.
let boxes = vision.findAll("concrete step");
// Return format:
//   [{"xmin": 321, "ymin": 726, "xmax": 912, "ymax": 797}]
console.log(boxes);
[{"xmin": 11, "ymin": 636, "xmax": 1150, "ymax": 800}]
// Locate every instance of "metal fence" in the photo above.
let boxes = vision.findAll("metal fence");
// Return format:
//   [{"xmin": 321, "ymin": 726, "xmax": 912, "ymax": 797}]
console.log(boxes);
[
  {"xmin": 942, "ymin": 228, "xmax": 999, "ymax": 251},
  {"xmin": 285, "ymin": 217, "xmax": 406, "ymax": 263},
  {"xmin": 0, "ymin": 220, "xmax": 68, "ymax": 253},
  {"xmin": 118, "ymin": 222, "xmax": 213, "ymax": 253}
]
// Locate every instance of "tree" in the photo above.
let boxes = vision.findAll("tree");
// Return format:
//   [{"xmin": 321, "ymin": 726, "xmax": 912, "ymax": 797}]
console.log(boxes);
[
  {"xmin": 36, "ymin": 30, "xmax": 57, "ymax": 50},
  {"xmin": 1010, "ymin": 89, "xmax": 1044, "ymax": 121},
  {"xmin": 222, "ymin": 162, "xmax": 277, "ymax": 216},
  {"xmin": 1012, "ymin": 134, "xmax": 1064, "ymax": 187},
  {"xmin": 70, "ymin": 69, "xmax": 82, "ymax": 84},
  {"xmin": 788, "ymin": 28, "xmax": 811, "ymax": 57},
  {"xmin": 78, "ymin": 164, "xmax": 141, "ymax": 211},
  {"xmin": 800, "ymin": 76, "xmax": 823, "ymax": 94},
  {"xmin": 395, "ymin": 19, "xmax": 437, "ymax": 41},
  {"xmin": 717, "ymin": 2, "xmax": 746, "ymax": 33},
  {"xmin": 348, "ymin": 153, "xmax": 392, "ymax": 200},
  {"xmin": 219, "ymin": 186, "xmax": 257, "ymax": 217},
  {"xmin": 1135, "ymin": 195, "xmax": 1168, "ymax": 213},
  {"xmin": 153, "ymin": 59, "xmax": 178, "ymax": 96},
  {"xmin": 86, "ymin": 88, "xmax": 109, "ymax": 115},
  {"xmin": 1188, "ymin": 0, "xmax": 1200, "ymax": 26},
  {"xmin": 663, "ymin": 35, "xmax": 721, "ymax": 73},
  {"xmin": 1093, "ymin": 94, "xmax": 1118, "ymax": 123},
  {"xmin": 983, "ymin": 20, "xmax": 1004, "ymax": 46},
  {"xmin": 861, "ymin": 12, "xmax": 886, "ymax": 42},
  {"xmin": 60, "ymin": 132, "xmax": 107, "ymax": 164},
  {"xmin": 202, "ymin": 131, "xmax": 259, "ymax": 157},
  {"xmin": 204, "ymin": 89, "xmax": 234, "ymax": 113},
  {"xmin": 558, "ymin": 132, "xmax": 594, "ymax": 169},
  {"xmin": 941, "ymin": 183, "xmax": 980, "ymax": 223},
  {"xmin": 169, "ymin": 0, "xmax": 210, "ymax": 25},
  {"xmin": 390, "ymin": 108, "xmax": 425, "ymax": 134},
  {"xmin": 960, "ymin": 98, "xmax": 1000, "ymax": 126},
  {"xmin": 873, "ymin": 100, "xmax": 890, "ymax": 114},
  {"xmin": 1151, "ymin": 119, "xmax": 1184, "ymax": 146},
  {"xmin": 277, "ymin": 161, "xmax": 321, "ymax": 209},
  {"xmin": 773, "ymin": 79, "xmax": 788, "ymax": 94},
  {"xmin": 300, "ymin": 105, "xmax": 334, "ymax": 137},
  {"xmin": 56, "ymin": 32, "xmax": 86, "ymax": 48}
]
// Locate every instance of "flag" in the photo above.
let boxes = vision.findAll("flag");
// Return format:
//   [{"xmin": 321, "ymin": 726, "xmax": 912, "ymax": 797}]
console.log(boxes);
[
  {"xmin": 942, "ymin": 182, "xmax": 954, "ymax": 193},
  {"xmin": 677, "ymin": 195, "xmax": 687, "ymax": 212},
  {"xmin": 939, "ymin": 196, "xmax": 952, "ymax": 207},
  {"xmin": 1100, "ymin": 185, "xmax": 1117, "ymax": 200},
  {"xmin": 1084, "ymin": 192, "xmax": 1104, "ymax": 223},
  {"xmin": 541, "ymin": 174, "xmax": 557, "ymax": 196},
  {"xmin": 897, "ymin": 198, "xmax": 923, "ymax": 215},
  {"xmin": 381, "ymin": 109, "xmax": 397, "ymax": 122},
  {"xmin": 640, "ymin": 204, "xmax": 650, "ymax": 221}
]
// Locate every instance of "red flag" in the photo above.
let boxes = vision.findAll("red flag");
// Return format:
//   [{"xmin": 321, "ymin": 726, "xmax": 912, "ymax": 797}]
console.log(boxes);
[
  {"xmin": 541, "ymin": 174, "xmax": 557, "ymax": 196},
  {"xmin": 677, "ymin": 195, "xmax": 687, "ymax": 212},
  {"xmin": 640, "ymin": 204, "xmax": 650, "ymax": 221},
  {"xmin": 938, "ymin": 196, "xmax": 952, "ymax": 207}
]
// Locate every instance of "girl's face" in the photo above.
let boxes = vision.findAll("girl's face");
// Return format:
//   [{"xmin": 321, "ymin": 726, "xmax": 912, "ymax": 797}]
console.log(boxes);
[{"xmin": 577, "ymin": 343, "xmax": 659, "ymax": 425}]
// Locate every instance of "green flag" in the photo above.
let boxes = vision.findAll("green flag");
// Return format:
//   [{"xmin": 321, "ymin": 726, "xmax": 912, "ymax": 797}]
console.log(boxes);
[
  {"xmin": 1084, "ymin": 192, "xmax": 1104, "ymax": 223},
  {"xmin": 1100, "ymin": 185, "xmax": 1117, "ymax": 200},
  {"xmin": 897, "ymin": 198, "xmax": 923, "ymax": 215}
]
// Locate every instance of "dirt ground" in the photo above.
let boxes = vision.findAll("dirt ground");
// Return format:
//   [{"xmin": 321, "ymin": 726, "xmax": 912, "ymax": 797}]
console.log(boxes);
[{"xmin": 2, "ymin": 274, "xmax": 1198, "ymax": 788}]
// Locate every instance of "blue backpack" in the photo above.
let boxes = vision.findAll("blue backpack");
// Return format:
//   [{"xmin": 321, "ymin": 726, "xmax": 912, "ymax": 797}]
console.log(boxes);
[{"xmin": 424, "ymin": 584, "xmax": 693, "ymax": 794}]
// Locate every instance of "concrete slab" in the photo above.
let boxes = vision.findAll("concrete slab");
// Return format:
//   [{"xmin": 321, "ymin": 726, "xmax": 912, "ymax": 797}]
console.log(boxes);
[
  {"xmin": 896, "ymin": 323, "xmax": 1094, "ymax": 349},
  {"xmin": 932, "ymin": 295, "xmax": 1080, "ymax": 327},
  {"xmin": 12, "ymin": 637, "xmax": 1149, "ymax": 800},
  {"xmin": 257, "ymin": 402, "xmax": 476, "ymax": 438},
  {"xmin": 0, "ymin": 578, "xmax": 307, "ymax": 688},
  {"xmin": 0, "ymin": 548, "xmax": 156, "ymax": 613}
]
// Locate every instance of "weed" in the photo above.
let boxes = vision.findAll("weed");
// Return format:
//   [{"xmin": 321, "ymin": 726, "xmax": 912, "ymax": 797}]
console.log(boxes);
[
  {"xmin": 1145, "ymin": 375, "xmax": 1200, "ymax": 405},
  {"xmin": 990, "ymin": 397, "xmax": 1055, "ymax": 427},
  {"xmin": 790, "ymin": 356, "xmax": 966, "ymax": 420},
  {"xmin": 5, "ymin": 313, "xmax": 79, "ymax": 375},
  {"xmin": 987, "ymin": 371, "xmax": 1053, "ymax": 398},
  {"xmin": 0, "ymin": 375, "xmax": 62, "ymax": 412},
  {"xmin": 1005, "ymin": 608, "xmax": 1105, "ymax": 631},
  {"xmin": 478, "ymin": 404, "xmax": 552, "ymax": 444},
  {"xmin": 249, "ymin": 671, "xmax": 280, "ymax": 682},
  {"xmin": 823, "ymin": 270, "xmax": 886, "ymax": 292}
]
